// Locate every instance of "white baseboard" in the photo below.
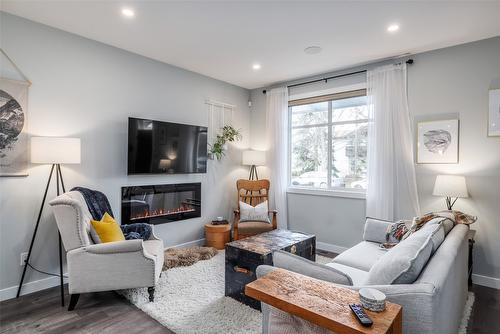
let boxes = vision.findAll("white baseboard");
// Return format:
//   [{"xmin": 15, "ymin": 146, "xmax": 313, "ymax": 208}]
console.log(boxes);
[
  {"xmin": 166, "ymin": 238, "xmax": 206, "ymax": 249},
  {"xmin": 316, "ymin": 241, "xmax": 348, "ymax": 254},
  {"xmin": 472, "ymin": 274, "xmax": 500, "ymax": 289},
  {"xmin": 0, "ymin": 274, "xmax": 68, "ymax": 302}
]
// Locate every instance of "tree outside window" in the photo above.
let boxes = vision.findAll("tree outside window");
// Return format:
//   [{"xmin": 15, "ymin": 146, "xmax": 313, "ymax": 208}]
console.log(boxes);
[{"xmin": 290, "ymin": 92, "xmax": 368, "ymax": 190}]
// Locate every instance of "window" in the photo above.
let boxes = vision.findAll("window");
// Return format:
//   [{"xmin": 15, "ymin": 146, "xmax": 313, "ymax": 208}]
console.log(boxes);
[{"xmin": 289, "ymin": 89, "xmax": 368, "ymax": 191}]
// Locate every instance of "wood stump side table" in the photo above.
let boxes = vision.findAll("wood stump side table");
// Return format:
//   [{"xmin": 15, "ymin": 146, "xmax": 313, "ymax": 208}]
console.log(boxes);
[
  {"xmin": 246, "ymin": 268, "xmax": 402, "ymax": 334},
  {"xmin": 205, "ymin": 223, "xmax": 231, "ymax": 250}
]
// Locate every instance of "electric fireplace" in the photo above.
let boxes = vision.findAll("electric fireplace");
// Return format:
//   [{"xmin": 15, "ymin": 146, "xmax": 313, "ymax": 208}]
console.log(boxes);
[{"xmin": 121, "ymin": 183, "xmax": 201, "ymax": 225}]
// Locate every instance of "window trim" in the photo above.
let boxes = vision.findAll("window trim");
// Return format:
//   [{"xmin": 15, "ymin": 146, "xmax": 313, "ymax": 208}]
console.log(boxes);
[
  {"xmin": 287, "ymin": 186, "xmax": 366, "ymax": 199},
  {"xmin": 288, "ymin": 88, "xmax": 368, "ymax": 195}
]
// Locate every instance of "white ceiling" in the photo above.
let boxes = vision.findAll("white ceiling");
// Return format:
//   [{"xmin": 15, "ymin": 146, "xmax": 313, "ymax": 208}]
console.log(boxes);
[{"xmin": 2, "ymin": 1, "xmax": 500, "ymax": 89}]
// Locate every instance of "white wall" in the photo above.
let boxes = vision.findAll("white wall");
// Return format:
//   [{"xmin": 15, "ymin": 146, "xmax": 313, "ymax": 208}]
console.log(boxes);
[
  {"xmin": 0, "ymin": 13, "xmax": 251, "ymax": 296},
  {"xmin": 250, "ymin": 36, "xmax": 500, "ymax": 285}
]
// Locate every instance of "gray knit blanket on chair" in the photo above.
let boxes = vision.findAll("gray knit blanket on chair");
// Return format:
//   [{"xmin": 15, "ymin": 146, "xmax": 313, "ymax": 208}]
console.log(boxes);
[{"xmin": 72, "ymin": 187, "xmax": 152, "ymax": 240}]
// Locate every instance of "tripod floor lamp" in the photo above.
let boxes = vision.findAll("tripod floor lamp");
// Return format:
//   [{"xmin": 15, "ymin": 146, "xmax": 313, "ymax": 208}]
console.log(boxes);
[
  {"xmin": 16, "ymin": 137, "xmax": 81, "ymax": 306},
  {"xmin": 242, "ymin": 150, "xmax": 266, "ymax": 180}
]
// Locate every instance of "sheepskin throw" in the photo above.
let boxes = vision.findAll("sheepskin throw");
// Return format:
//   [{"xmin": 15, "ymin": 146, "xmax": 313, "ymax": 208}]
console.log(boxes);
[{"xmin": 164, "ymin": 246, "xmax": 218, "ymax": 270}]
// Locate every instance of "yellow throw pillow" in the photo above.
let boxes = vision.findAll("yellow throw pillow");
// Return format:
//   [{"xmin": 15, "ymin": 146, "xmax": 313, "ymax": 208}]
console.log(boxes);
[{"xmin": 90, "ymin": 213, "xmax": 125, "ymax": 243}]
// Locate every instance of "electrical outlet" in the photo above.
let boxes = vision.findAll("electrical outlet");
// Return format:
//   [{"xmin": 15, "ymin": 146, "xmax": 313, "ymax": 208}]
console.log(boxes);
[{"xmin": 20, "ymin": 252, "xmax": 28, "ymax": 266}]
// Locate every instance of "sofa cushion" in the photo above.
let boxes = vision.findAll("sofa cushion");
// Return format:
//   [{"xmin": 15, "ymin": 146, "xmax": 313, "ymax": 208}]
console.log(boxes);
[
  {"xmin": 407, "ymin": 215, "xmax": 454, "ymax": 238},
  {"xmin": 365, "ymin": 225, "xmax": 437, "ymax": 285},
  {"xmin": 331, "ymin": 241, "xmax": 387, "ymax": 272},
  {"xmin": 237, "ymin": 221, "xmax": 274, "ymax": 234},
  {"xmin": 424, "ymin": 216, "xmax": 453, "ymax": 236},
  {"xmin": 363, "ymin": 217, "xmax": 394, "ymax": 243},
  {"xmin": 420, "ymin": 222, "xmax": 446, "ymax": 254},
  {"xmin": 325, "ymin": 262, "xmax": 368, "ymax": 285},
  {"xmin": 273, "ymin": 251, "xmax": 352, "ymax": 285}
]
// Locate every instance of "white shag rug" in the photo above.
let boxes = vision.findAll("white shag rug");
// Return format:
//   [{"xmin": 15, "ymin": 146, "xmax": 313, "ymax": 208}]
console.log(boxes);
[
  {"xmin": 121, "ymin": 251, "xmax": 261, "ymax": 334},
  {"xmin": 122, "ymin": 252, "xmax": 475, "ymax": 334}
]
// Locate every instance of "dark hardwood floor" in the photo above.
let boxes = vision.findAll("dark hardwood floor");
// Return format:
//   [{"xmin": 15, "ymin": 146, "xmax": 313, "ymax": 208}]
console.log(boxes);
[
  {"xmin": 1, "ymin": 250, "xmax": 498, "ymax": 333},
  {"xmin": 0, "ymin": 286, "xmax": 173, "ymax": 334},
  {"xmin": 467, "ymin": 284, "xmax": 500, "ymax": 334}
]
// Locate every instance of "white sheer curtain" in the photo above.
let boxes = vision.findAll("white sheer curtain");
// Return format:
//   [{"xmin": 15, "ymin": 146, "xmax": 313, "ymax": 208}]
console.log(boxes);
[
  {"xmin": 266, "ymin": 87, "xmax": 288, "ymax": 229},
  {"xmin": 366, "ymin": 64, "xmax": 420, "ymax": 221}
]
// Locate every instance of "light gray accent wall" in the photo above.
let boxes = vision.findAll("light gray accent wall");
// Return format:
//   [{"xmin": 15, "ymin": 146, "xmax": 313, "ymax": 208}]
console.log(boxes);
[
  {"xmin": 410, "ymin": 36, "xmax": 500, "ymax": 279},
  {"xmin": 287, "ymin": 193, "xmax": 366, "ymax": 249},
  {"xmin": 0, "ymin": 13, "xmax": 251, "ymax": 292},
  {"xmin": 250, "ymin": 36, "xmax": 500, "ymax": 280}
]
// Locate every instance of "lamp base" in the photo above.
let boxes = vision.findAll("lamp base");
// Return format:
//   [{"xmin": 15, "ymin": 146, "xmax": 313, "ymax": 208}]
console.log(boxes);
[
  {"xmin": 445, "ymin": 196, "xmax": 458, "ymax": 211},
  {"xmin": 17, "ymin": 164, "xmax": 66, "ymax": 307},
  {"xmin": 248, "ymin": 165, "xmax": 259, "ymax": 180}
]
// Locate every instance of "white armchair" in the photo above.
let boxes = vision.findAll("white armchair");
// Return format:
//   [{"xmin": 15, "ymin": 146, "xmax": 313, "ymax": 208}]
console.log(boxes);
[{"xmin": 49, "ymin": 191, "xmax": 164, "ymax": 310}]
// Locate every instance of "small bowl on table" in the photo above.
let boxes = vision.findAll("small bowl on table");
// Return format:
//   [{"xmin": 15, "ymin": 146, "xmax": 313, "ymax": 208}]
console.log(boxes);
[{"xmin": 359, "ymin": 288, "xmax": 386, "ymax": 312}]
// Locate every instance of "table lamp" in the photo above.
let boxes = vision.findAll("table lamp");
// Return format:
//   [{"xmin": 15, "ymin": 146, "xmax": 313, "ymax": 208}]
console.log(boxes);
[
  {"xmin": 432, "ymin": 175, "xmax": 468, "ymax": 210},
  {"xmin": 17, "ymin": 137, "xmax": 81, "ymax": 306},
  {"xmin": 242, "ymin": 150, "xmax": 266, "ymax": 180}
]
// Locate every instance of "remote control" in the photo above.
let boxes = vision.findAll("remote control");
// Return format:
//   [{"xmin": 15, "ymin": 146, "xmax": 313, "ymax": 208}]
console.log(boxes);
[{"xmin": 349, "ymin": 304, "xmax": 373, "ymax": 327}]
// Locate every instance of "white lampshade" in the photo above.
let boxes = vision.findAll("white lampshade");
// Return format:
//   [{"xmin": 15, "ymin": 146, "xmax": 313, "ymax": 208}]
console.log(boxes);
[
  {"xmin": 242, "ymin": 150, "xmax": 266, "ymax": 166},
  {"xmin": 31, "ymin": 137, "xmax": 81, "ymax": 164},
  {"xmin": 433, "ymin": 175, "xmax": 468, "ymax": 198}
]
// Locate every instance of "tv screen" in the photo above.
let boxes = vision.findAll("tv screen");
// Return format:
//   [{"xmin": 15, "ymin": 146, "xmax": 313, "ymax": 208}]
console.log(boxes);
[{"xmin": 128, "ymin": 117, "xmax": 207, "ymax": 174}]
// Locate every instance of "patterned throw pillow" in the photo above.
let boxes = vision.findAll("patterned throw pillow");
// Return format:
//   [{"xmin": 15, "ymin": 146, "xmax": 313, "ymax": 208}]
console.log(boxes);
[
  {"xmin": 381, "ymin": 220, "xmax": 411, "ymax": 249},
  {"xmin": 386, "ymin": 221, "xmax": 411, "ymax": 242},
  {"xmin": 239, "ymin": 200, "xmax": 271, "ymax": 223}
]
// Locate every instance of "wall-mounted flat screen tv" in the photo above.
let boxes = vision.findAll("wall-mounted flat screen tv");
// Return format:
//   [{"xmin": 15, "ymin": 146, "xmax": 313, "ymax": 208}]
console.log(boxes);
[{"xmin": 128, "ymin": 117, "xmax": 207, "ymax": 174}]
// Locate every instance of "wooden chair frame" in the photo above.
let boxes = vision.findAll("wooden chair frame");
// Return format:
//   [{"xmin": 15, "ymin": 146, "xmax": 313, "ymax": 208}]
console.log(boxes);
[{"xmin": 233, "ymin": 179, "xmax": 277, "ymax": 240}]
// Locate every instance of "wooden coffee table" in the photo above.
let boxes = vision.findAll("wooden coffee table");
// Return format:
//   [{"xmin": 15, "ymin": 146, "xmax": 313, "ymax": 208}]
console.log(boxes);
[
  {"xmin": 246, "ymin": 268, "xmax": 402, "ymax": 334},
  {"xmin": 225, "ymin": 229, "xmax": 315, "ymax": 310}
]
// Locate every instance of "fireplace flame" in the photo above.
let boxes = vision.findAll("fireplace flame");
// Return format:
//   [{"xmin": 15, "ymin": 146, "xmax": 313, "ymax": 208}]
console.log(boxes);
[{"xmin": 130, "ymin": 204, "xmax": 195, "ymax": 221}]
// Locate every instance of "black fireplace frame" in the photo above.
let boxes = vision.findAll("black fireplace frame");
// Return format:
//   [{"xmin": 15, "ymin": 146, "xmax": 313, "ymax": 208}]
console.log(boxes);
[{"xmin": 121, "ymin": 182, "xmax": 201, "ymax": 225}]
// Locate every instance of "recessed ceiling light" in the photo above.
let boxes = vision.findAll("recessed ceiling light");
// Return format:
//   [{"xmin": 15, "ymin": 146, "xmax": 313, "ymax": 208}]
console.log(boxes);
[
  {"xmin": 252, "ymin": 63, "xmax": 261, "ymax": 70},
  {"xmin": 304, "ymin": 46, "xmax": 322, "ymax": 55},
  {"xmin": 121, "ymin": 8, "xmax": 135, "ymax": 18},
  {"xmin": 387, "ymin": 24, "xmax": 399, "ymax": 33}
]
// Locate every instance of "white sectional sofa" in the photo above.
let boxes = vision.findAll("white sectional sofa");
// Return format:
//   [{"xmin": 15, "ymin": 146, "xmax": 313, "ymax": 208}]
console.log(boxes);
[{"xmin": 257, "ymin": 219, "xmax": 470, "ymax": 334}]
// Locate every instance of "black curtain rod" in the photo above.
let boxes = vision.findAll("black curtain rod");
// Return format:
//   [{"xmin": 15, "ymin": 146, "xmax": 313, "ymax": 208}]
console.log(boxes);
[{"xmin": 262, "ymin": 58, "xmax": 413, "ymax": 94}]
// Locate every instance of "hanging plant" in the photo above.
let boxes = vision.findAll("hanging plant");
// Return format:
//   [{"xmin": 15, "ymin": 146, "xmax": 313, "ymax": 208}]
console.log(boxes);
[{"xmin": 209, "ymin": 125, "xmax": 242, "ymax": 160}]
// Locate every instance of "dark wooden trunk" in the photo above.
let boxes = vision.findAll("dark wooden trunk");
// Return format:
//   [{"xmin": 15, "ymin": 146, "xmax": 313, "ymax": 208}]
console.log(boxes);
[{"xmin": 225, "ymin": 230, "xmax": 316, "ymax": 310}]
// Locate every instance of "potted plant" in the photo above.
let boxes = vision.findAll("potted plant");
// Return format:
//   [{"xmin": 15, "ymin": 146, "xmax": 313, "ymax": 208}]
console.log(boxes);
[{"xmin": 209, "ymin": 125, "xmax": 242, "ymax": 160}]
